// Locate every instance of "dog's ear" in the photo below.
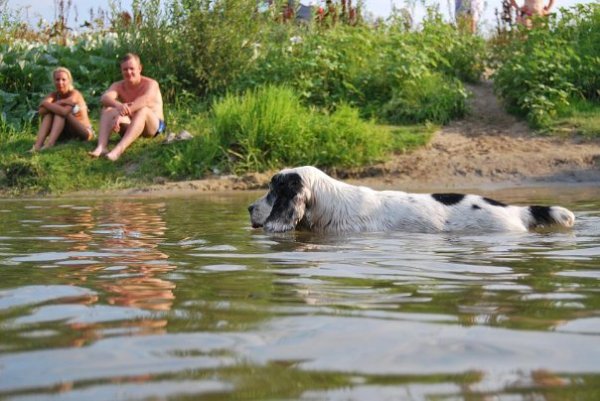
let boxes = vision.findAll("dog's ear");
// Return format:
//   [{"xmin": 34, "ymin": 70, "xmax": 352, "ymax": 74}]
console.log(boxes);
[{"xmin": 264, "ymin": 172, "xmax": 306, "ymax": 232}]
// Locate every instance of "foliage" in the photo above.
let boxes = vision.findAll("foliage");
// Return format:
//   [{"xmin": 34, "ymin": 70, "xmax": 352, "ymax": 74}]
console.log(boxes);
[
  {"xmin": 211, "ymin": 85, "xmax": 393, "ymax": 172},
  {"xmin": 491, "ymin": 4, "xmax": 600, "ymax": 128},
  {"xmin": 546, "ymin": 99, "xmax": 600, "ymax": 138},
  {"xmin": 231, "ymin": 9, "xmax": 484, "ymax": 124},
  {"xmin": 382, "ymin": 72, "xmax": 468, "ymax": 125}
]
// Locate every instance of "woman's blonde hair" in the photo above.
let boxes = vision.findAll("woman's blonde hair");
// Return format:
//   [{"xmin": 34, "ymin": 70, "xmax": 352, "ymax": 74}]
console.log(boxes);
[{"xmin": 52, "ymin": 67, "xmax": 74, "ymax": 92}]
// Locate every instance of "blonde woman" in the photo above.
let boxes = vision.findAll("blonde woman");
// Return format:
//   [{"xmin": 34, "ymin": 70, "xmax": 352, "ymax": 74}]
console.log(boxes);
[{"xmin": 32, "ymin": 67, "xmax": 94, "ymax": 152}]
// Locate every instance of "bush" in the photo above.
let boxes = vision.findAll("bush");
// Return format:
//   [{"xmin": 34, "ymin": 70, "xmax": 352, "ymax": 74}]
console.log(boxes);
[
  {"xmin": 211, "ymin": 85, "xmax": 392, "ymax": 172},
  {"xmin": 492, "ymin": 4, "xmax": 599, "ymax": 128},
  {"xmin": 382, "ymin": 72, "xmax": 469, "ymax": 124}
]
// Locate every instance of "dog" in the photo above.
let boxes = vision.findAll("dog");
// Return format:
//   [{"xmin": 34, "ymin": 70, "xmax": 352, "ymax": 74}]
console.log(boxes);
[{"xmin": 248, "ymin": 166, "xmax": 575, "ymax": 233}]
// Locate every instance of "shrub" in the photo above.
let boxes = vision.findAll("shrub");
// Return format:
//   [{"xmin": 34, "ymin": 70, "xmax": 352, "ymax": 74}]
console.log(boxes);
[
  {"xmin": 492, "ymin": 4, "xmax": 599, "ymax": 127},
  {"xmin": 211, "ymin": 85, "xmax": 392, "ymax": 172},
  {"xmin": 382, "ymin": 72, "xmax": 469, "ymax": 124}
]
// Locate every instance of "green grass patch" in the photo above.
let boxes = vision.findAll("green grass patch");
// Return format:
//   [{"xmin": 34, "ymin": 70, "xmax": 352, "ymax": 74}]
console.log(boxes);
[{"xmin": 546, "ymin": 99, "xmax": 600, "ymax": 138}]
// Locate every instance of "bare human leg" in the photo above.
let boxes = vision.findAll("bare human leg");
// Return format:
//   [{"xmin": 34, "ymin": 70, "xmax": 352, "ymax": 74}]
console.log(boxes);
[
  {"xmin": 42, "ymin": 114, "xmax": 66, "ymax": 149},
  {"xmin": 89, "ymin": 107, "xmax": 120, "ymax": 157},
  {"xmin": 105, "ymin": 107, "xmax": 158, "ymax": 161},
  {"xmin": 32, "ymin": 114, "xmax": 53, "ymax": 152},
  {"xmin": 64, "ymin": 114, "xmax": 94, "ymax": 141}
]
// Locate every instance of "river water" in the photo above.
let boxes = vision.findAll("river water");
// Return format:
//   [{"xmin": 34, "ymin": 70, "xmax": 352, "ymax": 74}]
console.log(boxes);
[{"xmin": 1, "ymin": 185, "xmax": 599, "ymax": 400}]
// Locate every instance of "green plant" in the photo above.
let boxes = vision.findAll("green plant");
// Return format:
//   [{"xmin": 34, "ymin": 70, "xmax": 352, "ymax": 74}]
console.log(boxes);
[
  {"xmin": 492, "ymin": 4, "xmax": 599, "ymax": 128},
  {"xmin": 382, "ymin": 72, "xmax": 469, "ymax": 124},
  {"xmin": 210, "ymin": 85, "xmax": 395, "ymax": 172}
]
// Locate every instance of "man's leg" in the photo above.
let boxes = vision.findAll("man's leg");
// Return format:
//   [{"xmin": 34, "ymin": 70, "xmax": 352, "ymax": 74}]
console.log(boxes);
[
  {"xmin": 106, "ymin": 107, "xmax": 159, "ymax": 161},
  {"xmin": 89, "ymin": 107, "xmax": 120, "ymax": 157},
  {"xmin": 32, "ymin": 114, "xmax": 53, "ymax": 151}
]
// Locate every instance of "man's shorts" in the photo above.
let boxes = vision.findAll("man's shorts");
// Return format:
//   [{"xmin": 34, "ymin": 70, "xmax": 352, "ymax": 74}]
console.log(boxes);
[{"xmin": 155, "ymin": 119, "xmax": 166, "ymax": 137}]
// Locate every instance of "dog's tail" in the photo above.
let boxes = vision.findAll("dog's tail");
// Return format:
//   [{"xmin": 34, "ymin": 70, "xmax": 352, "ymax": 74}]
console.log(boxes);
[{"xmin": 524, "ymin": 205, "xmax": 575, "ymax": 229}]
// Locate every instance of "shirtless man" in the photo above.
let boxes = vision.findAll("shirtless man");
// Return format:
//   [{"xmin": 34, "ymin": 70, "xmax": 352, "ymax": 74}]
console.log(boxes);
[
  {"xmin": 510, "ymin": 0, "xmax": 555, "ymax": 27},
  {"xmin": 89, "ymin": 53, "xmax": 165, "ymax": 161}
]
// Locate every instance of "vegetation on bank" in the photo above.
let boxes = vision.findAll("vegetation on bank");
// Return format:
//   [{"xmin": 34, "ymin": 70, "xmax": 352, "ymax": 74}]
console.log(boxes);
[
  {"xmin": 491, "ymin": 3, "xmax": 600, "ymax": 132},
  {"xmin": 0, "ymin": 0, "xmax": 598, "ymax": 195}
]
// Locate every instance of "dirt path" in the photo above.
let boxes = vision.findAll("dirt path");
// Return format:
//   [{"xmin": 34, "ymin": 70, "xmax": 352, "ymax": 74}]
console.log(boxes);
[
  {"xmin": 126, "ymin": 81, "xmax": 600, "ymax": 196},
  {"xmin": 346, "ymin": 81, "xmax": 600, "ymax": 190}
]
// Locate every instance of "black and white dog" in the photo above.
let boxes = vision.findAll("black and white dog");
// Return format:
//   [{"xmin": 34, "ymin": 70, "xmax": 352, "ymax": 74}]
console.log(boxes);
[{"xmin": 248, "ymin": 166, "xmax": 575, "ymax": 233}]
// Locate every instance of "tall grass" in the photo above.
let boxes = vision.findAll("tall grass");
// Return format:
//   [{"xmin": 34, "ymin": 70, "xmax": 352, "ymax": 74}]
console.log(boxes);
[{"xmin": 211, "ymin": 85, "xmax": 393, "ymax": 172}]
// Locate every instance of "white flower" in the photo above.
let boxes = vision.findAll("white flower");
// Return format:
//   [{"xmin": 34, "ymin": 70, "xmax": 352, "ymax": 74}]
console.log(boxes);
[{"xmin": 290, "ymin": 36, "xmax": 302, "ymax": 44}]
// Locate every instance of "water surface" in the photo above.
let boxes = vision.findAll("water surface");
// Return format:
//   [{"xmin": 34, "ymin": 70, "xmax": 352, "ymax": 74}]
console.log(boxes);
[{"xmin": 1, "ymin": 186, "xmax": 599, "ymax": 400}]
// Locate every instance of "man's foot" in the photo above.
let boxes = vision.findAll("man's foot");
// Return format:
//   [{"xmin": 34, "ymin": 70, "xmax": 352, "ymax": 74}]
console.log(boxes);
[
  {"xmin": 27, "ymin": 146, "xmax": 40, "ymax": 153},
  {"xmin": 88, "ymin": 147, "xmax": 107, "ymax": 158},
  {"xmin": 105, "ymin": 151, "xmax": 120, "ymax": 161}
]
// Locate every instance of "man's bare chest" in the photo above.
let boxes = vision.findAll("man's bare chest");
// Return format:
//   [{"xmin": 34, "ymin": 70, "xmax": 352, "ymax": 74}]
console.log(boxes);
[{"xmin": 118, "ymin": 82, "xmax": 147, "ymax": 102}]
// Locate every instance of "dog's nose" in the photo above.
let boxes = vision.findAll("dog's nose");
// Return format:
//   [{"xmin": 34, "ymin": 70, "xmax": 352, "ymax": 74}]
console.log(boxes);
[{"xmin": 248, "ymin": 205, "xmax": 254, "ymax": 213}]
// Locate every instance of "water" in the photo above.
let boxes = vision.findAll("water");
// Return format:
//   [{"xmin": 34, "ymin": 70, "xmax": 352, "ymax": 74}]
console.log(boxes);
[{"xmin": 1, "ymin": 186, "xmax": 599, "ymax": 400}]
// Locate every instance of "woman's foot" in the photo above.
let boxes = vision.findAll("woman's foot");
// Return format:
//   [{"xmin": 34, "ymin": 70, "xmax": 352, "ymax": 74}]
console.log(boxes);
[{"xmin": 88, "ymin": 147, "xmax": 107, "ymax": 158}]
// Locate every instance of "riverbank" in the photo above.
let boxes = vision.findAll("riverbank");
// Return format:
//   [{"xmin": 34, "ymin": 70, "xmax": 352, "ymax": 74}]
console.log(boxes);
[
  {"xmin": 3, "ymin": 81, "xmax": 599, "ymax": 199},
  {"xmin": 102, "ymin": 81, "xmax": 600, "ymax": 198}
]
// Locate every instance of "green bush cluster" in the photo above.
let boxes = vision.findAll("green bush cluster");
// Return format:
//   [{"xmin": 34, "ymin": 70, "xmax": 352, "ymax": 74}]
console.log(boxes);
[
  {"xmin": 492, "ymin": 4, "xmax": 600, "ymax": 128},
  {"xmin": 230, "ymin": 9, "xmax": 482, "ymax": 123},
  {"xmin": 212, "ymin": 86, "xmax": 392, "ymax": 172}
]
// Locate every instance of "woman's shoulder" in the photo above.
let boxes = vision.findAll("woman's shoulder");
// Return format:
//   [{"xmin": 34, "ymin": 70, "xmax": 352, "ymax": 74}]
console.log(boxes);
[{"xmin": 72, "ymin": 89, "xmax": 88, "ymax": 102}]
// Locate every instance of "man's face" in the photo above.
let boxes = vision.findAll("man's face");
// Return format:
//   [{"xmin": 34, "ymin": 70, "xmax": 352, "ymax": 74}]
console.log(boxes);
[{"xmin": 120, "ymin": 58, "xmax": 142, "ymax": 84}]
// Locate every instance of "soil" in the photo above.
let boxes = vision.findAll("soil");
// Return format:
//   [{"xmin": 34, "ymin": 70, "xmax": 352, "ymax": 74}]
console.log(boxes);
[{"xmin": 121, "ymin": 80, "xmax": 600, "ymax": 196}]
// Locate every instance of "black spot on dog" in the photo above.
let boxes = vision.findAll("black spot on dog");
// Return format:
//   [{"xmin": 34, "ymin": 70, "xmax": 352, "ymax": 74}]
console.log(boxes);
[
  {"xmin": 483, "ymin": 197, "xmax": 507, "ymax": 207},
  {"xmin": 472, "ymin": 204, "xmax": 481, "ymax": 210},
  {"xmin": 264, "ymin": 172, "xmax": 305, "ymax": 231},
  {"xmin": 270, "ymin": 173, "xmax": 302, "ymax": 198},
  {"xmin": 529, "ymin": 205, "xmax": 554, "ymax": 227},
  {"xmin": 432, "ymin": 193, "xmax": 465, "ymax": 206}
]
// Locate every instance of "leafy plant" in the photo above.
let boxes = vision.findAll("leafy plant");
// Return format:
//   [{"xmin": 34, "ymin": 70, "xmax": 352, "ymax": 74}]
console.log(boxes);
[{"xmin": 492, "ymin": 4, "xmax": 600, "ymax": 128}]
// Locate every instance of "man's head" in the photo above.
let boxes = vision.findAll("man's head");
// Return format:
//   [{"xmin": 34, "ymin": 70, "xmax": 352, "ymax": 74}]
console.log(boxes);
[{"xmin": 120, "ymin": 53, "xmax": 142, "ymax": 84}]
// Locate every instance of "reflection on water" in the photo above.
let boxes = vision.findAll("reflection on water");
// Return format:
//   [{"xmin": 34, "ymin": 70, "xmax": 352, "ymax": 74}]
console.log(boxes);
[{"xmin": 0, "ymin": 187, "xmax": 599, "ymax": 400}]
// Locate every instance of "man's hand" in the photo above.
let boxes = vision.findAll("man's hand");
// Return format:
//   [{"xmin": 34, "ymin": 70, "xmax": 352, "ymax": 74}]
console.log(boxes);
[{"xmin": 117, "ymin": 102, "xmax": 132, "ymax": 117}]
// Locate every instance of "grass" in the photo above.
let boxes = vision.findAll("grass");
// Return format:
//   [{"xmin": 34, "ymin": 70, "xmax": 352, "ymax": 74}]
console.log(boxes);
[
  {"xmin": 546, "ymin": 99, "xmax": 600, "ymax": 138},
  {"xmin": 0, "ymin": 86, "xmax": 438, "ymax": 196}
]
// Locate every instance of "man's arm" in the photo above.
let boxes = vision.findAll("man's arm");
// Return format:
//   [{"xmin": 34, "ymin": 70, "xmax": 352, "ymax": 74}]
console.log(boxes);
[
  {"xmin": 101, "ymin": 82, "xmax": 133, "ymax": 116},
  {"xmin": 544, "ymin": 0, "xmax": 555, "ymax": 14},
  {"xmin": 127, "ymin": 79, "xmax": 160, "ymax": 114},
  {"xmin": 100, "ymin": 83, "xmax": 123, "ymax": 108}
]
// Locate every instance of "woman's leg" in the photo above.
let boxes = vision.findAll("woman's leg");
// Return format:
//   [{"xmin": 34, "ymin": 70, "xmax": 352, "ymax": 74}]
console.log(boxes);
[
  {"xmin": 42, "ymin": 115, "xmax": 66, "ymax": 149},
  {"xmin": 32, "ymin": 114, "xmax": 53, "ymax": 151},
  {"xmin": 64, "ymin": 114, "xmax": 93, "ymax": 141}
]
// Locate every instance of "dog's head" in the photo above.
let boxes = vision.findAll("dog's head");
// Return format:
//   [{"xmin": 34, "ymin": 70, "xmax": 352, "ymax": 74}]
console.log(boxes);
[{"xmin": 248, "ymin": 169, "xmax": 310, "ymax": 232}]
